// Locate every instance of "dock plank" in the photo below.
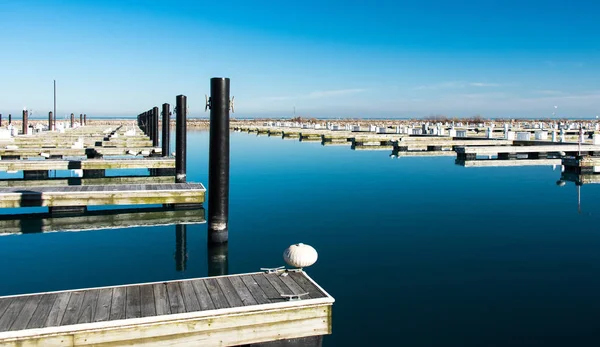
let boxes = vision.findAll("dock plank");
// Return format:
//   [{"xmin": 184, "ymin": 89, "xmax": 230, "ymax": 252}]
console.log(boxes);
[
  {"xmin": 252, "ymin": 274, "xmax": 284, "ymax": 302},
  {"xmin": 45, "ymin": 292, "xmax": 71, "ymax": 327},
  {"xmin": 179, "ymin": 281, "xmax": 201, "ymax": 313},
  {"xmin": 0, "ymin": 297, "xmax": 27, "ymax": 331},
  {"xmin": 152, "ymin": 283, "xmax": 171, "ymax": 316},
  {"xmin": 93, "ymin": 288, "xmax": 113, "ymax": 322},
  {"xmin": 279, "ymin": 274, "xmax": 307, "ymax": 297},
  {"xmin": 60, "ymin": 291, "xmax": 85, "ymax": 326},
  {"xmin": 0, "ymin": 299, "xmax": 11, "ymax": 322},
  {"xmin": 9, "ymin": 295, "xmax": 42, "ymax": 331},
  {"xmin": 26, "ymin": 294, "xmax": 57, "ymax": 329},
  {"xmin": 287, "ymin": 272, "xmax": 326, "ymax": 299},
  {"xmin": 139, "ymin": 285, "xmax": 156, "ymax": 318},
  {"xmin": 166, "ymin": 282, "xmax": 186, "ymax": 314},
  {"xmin": 77, "ymin": 290, "xmax": 99, "ymax": 324},
  {"xmin": 125, "ymin": 286, "xmax": 141, "ymax": 319},
  {"xmin": 229, "ymin": 276, "xmax": 258, "ymax": 306},
  {"xmin": 190, "ymin": 280, "xmax": 216, "ymax": 311},
  {"xmin": 241, "ymin": 275, "xmax": 271, "ymax": 305},
  {"xmin": 216, "ymin": 277, "xmax": 244, "ymax": 307},
  {"xmin": 204, "ymin": 278, "xmax": 230, "ymax": 309},
  {"xmin": 109, "ymin": 287, "xmax": 126, "ymax": 321},
  {"xmin": 264, "ymin": 273, "xmax": 295, "ymax": 296}
]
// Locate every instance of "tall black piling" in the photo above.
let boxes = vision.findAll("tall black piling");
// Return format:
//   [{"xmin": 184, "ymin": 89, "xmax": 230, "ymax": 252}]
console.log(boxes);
[
  {"xmin": 83, "ymin": 114, "xmax": 87, "ymax": 126},
  {"xmin": 70, "ymin": 113, "xmax": 74, "ymax": 128},
  {"xmin": 175, "ymin": 95, "xmax": 187, "ymax": 183},
  {"xmin": 152, "ymin": 106, "xmax": 159, "ymax": 147},
  {"xmin": 22, "ymin": 110, "xmax": 28, "ymax": 135},
  {"xmin": 0, "ymin": 114, "xmax": 2, "ymax": 127},
  {"xmin": 80, "ymin": 114, "xmax": 83, "ymax": 126},
  {"xmin": 48, "ymin": 112, "xmax": 53, "ymax": 130},
  {"xmin": 8, "ymin": 114, "xmax": 11, "ymax": 125},
  {"xmin": 162, "ymin": 103, "xmax": 170, "ymax": 157},
  {"xmin": 175, "ymin": 224, "xmax": 187, "ymax": 272},
  {"xmin": 207, "ymin": 77, "xmax": 231, "ymax": 244}
]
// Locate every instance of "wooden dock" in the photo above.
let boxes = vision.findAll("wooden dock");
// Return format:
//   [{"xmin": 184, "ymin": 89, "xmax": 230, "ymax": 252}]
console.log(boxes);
[
  {"xmin": 0, "ymin": 270, "xmax": 334, "ymax": 346},
  {"xmin": 562, "ymin": 156, "xmax": 600, "ymax": 174},
  {"xmin": 456, "ymin": 158, "xmax": 562, "ymax": 167},
  {"xmin": 0, "ymin": 183, "xmax": 205, "ymax": 209},
  {"xmin": 0, "ymin": 207, "xmax": 205, "ymax": 235},
  {"xmin": 0, "ymin": 158, "xmax": 174, "ymax": 171},
  {"xmin": 455, "ymin": 144, "xmax": 600, "ymax": 160}
]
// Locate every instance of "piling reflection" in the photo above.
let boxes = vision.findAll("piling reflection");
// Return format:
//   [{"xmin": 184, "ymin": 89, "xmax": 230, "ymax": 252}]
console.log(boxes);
[
  {"xmin": 208, "ymin": 242, "xmax": 229, "ymax": 277},
  {"xmin": 174, "ymin": 224, "xmax": 187, "ymax": 272}
]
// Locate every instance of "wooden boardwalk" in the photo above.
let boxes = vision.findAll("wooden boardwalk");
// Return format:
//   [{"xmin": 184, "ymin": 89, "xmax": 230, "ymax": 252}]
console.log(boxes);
[
  {"xmin": 0, "ymin": 158, "xmax": 174, "ymax": 171},
  {"xmin": 0, "ymin": 183, "xmax": 205, "ymax": 208},
  {"xmin": 0, "ymin": 270, "xmax": 334, "ymax": 346},
  {"xmin": 0, "ymin": 175, "xmax": 175, "ymax": 188}
]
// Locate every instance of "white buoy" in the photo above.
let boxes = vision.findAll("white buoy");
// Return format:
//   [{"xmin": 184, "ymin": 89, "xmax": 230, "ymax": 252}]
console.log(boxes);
[{"xmin": 283, "ymin": 243, "xmax": 318, "ymax": 268}]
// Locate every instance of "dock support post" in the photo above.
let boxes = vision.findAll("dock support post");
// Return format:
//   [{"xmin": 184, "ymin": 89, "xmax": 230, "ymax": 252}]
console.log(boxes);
[
  {"xmin": 80, "ymin": 114, "xmax": 83, "ymax": 126},
  {"xmin": 208, "ymin": 243, "xmax": 228, "ymax": 276},
  {"xmin": 0, "ymin": 114, "xmax": 2, "ymax": 127},
  {"xmin": 22, "ymin": 109, "xmax": 28, "ymax": 135},
  {"xmin": 175, "ymin": 95, "xmax": 187, "ymax": 183},
  {"xmin": 208, "ymin": 77, "xmax": 230, "ymax": 244},
  {"xmin": 175, "ymin": 224, "xmax": 187, "ymax": 272},
  {"xmin": 153, "ymin": 106, "xmax": 159, "ymax": 147},
  {"xmin": 48, "ymin": 112, "xmax": 53, "ymax": 130},
  {"xmin": 70, "ymin": 113, "xmax": 74, "ymax": 128},
  {"xmin": 162, "ymin": 103, "xmax": 170, "ymax": 157},
  {"xmin": 147, "ymin": 110, "xmax": 153, "ymax": 141},
  {"xmin": 83, "ymin": 114, "xmax": 86, "ymax": 126},
  {"xmin": 8, "ymin": 114, "xmax": 11, "ymax": 125}
]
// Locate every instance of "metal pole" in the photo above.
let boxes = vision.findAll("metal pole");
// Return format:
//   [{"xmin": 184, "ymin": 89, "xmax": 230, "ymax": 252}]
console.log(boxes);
[
  {"xmin": 79, "ymin": 114, "xmax": 83, "ymax": 126},
  {"xmin": 48, "ymin": 112, "xmax": 52, "ymax": 130},
  {"xmin": 162, "ymin": 103, "xmax": 170, "ymax": 157},
  {"xmin": 22, "ymin": 110, "xmax": 28, "ymax": 135},
  {"xmin": 8, "ymin": 114, "xmax": 11, "ymax": 125},
  {"xmin": 152, "ymin": 106, "xmax": 159, "ymax": 147},
  {"xmin": 208, "ymin": 77, "xmax": 230, "ymax": 244},
  {"xmin": 175, "ymin": 95, "xmax": 187, "ymax": 183},
  {"xmin": 83, "ymin": 114, "xmax": 86, "ymax": 126},
  {"xmin": 0, "ymin": 114, "xmax": 2, "ymax": 127},
  {"xmin": 70, "ymin": 113, "xmax": 74, "ymax": 128}
]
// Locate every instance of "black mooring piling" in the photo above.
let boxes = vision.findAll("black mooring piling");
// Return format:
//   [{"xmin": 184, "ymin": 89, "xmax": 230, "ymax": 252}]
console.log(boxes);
[
  {"xmin": 8, "ymin": 114, "xmax": 11, "ymax": 125},
  {"xmin": 22, "ymin": 110, "xmax": 28, "ymax": 135},
  {"xmin": 208, "ymin": 77, "xmax": 231, "ymax": 244},
  {"xmin": 70, "ymin": 113, "xmax": 74, "ymax": 128},
  {"xmin": 83, "ymin": 114, "xmax": 87, "ymax": 126},
  {"xmin": 152, "ymin": 106, "xmax": 159, "ymax": 147},
  {"xmin": 48, "ymin": 112, "xmax": 53, "ymax": 130},
  {"xmin": 80, "ymin": 114, "xmax": 83, "ymax": 126},
  {"xmin": 175, "ymin": 95, "xmax": 187, "ymax": 183},
  {"xmin": 162, "ymin": 103, "xmax": 170, "ymax": 157},
  {"xmin": 0, "ymin": 114, "xmax": 2, "ymax": 127}
]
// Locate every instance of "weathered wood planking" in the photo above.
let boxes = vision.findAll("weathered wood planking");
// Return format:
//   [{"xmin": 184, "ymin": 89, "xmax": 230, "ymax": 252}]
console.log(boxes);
[
  {"xmin": 455, "ymin": 144, "xmax": 600, "ymax": 155},
  {"xmin": 0, "ymin": 147, "xmax": 162, "ymax": 159},
  {"xmin": 457, "ymin": 158, "xmax": 562, "ymax": 167},
  {"xmin": 0, "ymin": 183, "xmax": 205, "ymax": 208},
  {"xmin": 0, "ymin": 158, "xmax": 174, "ymax": 171},
  {"xmin": 0, "ymin": 270, "xmax": 334, "ymax": 346},
  {"xmin": 0, "ymin": 207, "xmax": 205, "ymax": 234},
  {"xmin": 0, "ymin": 175, "xmax": 175, "ymax": 188}
]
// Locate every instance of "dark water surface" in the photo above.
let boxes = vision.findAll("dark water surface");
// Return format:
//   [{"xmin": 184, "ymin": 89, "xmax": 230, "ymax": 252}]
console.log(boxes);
[{"xmin": 1, "ymin": 131, "xmax": 600, "ymax": 346}]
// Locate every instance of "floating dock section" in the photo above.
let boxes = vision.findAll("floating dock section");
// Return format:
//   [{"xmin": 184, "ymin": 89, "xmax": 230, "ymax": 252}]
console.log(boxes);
[{"xmin": 0, "ymin": 270, "xmax": 334, "ymax": 346}]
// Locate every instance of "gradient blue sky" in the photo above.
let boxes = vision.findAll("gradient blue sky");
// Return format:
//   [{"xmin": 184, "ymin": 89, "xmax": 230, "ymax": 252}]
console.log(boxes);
[{"xmin": 1, "ymin": 0, "xmax": 599, "ymax": 119}]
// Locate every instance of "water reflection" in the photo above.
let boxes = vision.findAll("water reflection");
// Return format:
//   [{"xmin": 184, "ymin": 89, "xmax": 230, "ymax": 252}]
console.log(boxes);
[
  {"xmin": 175, "ymin": 224, "xmax": 187, "ymax": 272},
  {"xmin": 208, "ymin": 242, "xmax": 229, "ymax": 276}
]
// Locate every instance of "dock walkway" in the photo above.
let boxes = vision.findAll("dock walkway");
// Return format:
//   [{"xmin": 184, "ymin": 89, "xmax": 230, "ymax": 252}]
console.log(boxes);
[
  {"xmin": 0, "ymin": 270, "xmax": 333, "ymax": 346},
  {"xmin": 0, "ymin": 183, "xmax": 205, "ymax": 209}
]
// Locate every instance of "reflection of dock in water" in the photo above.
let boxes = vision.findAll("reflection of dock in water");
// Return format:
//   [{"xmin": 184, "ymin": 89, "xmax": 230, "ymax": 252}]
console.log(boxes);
[{"xmin": 0, "ymin": 206, "xmax": 205, "ymax": 235}]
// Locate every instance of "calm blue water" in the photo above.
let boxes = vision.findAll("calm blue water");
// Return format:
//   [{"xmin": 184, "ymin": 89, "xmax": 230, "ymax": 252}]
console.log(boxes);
[{"xmin": 2, "ymin": 131, "xmax": 600, "ymax": 346}]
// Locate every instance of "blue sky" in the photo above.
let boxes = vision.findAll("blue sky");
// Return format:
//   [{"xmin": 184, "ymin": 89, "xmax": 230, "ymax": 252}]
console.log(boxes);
[{"xmin": 0, "ymin": 0, "xmax": 599, "ymax": 119}]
